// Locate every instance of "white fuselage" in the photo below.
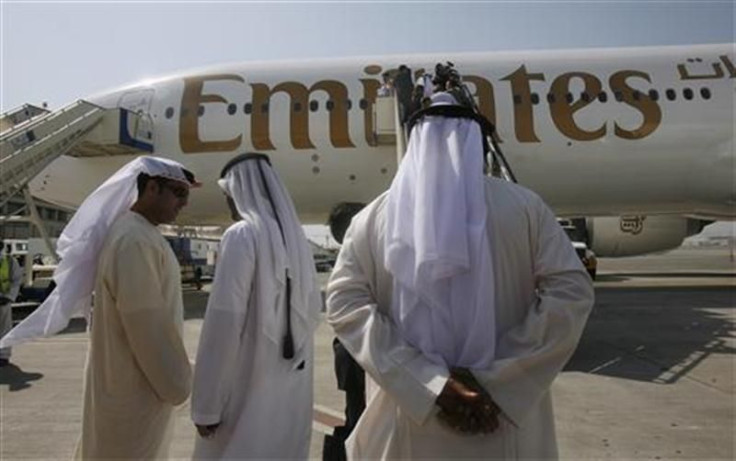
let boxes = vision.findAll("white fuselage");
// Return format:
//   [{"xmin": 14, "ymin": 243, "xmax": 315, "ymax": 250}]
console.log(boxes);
[{"xmin": 30, "ymin": 43, "xmax": 735, "ymax": 224}]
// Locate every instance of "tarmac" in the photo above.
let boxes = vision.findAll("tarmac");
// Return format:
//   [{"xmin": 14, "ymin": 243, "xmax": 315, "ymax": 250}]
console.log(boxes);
[{"xmin": 0, "ymin": 246, "xmax": 733, "ymax": 460}]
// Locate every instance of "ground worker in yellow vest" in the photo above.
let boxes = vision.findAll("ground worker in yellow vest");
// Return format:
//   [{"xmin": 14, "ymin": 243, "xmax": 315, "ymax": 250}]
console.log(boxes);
[{"xmin": 0, "ymin": 236, "xmax": 23, "ymax": 367}]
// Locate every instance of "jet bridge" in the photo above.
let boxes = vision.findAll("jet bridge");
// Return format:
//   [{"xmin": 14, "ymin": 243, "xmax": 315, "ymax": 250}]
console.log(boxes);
[{"xmin": 0, "ymin": 100, "xmax": 155, "ymax": 260}]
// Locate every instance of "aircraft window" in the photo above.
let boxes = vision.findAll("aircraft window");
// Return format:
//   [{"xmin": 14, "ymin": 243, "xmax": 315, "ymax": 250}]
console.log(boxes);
[
  {"xmin": 598, "ymin": 92, "xmax": 608, "ymax": 103},
  {"xmin": 565, "ymin": 93, "xmax": 573, "ymax": 103},
  {"xmin": 227, "ymin": 103, "xmax": 237, "ymax": 115},
  {"xmin": 547, "ymin": 93, "xmax": 556, "ymax": 104},
  {"xmin": 165, "ymin": 107, "xmax": 174, "ymax": 119},
  {"xmin": 614, "ymin": 91, "xmax": 624, "ymax": 102},
  {"xmin": 310, "ymin": 100, "xmax": 319, "ymax": 112},
  {"xmin": 649, "ymin": 89, "xmax": 659, "ymax": 101},
  {"xmin": 244, "ymin": 103, "xmax": 252, "ymax": 114},
  {"xmin": 632, "ymin": 90, "xmax": 641, "ymax": 101},
  {"xmin": 261, "ymin": 103, "xmax": 269, "ymax": 113},
  {"xmin": 683, "ymin": 88, "xmax": 694, "ymax": 100},
  {"xmin": 581, "ymin": 92, "xmax": 591, "ymax": 102},
  {"xmin": 531, "ymin": 93, "xmax": 540, "ymax": 105},
  {"xmin": 294, "ymin": 102, "xmax": 302, "ymax": 112},
  {"xmin": 666, "ymin": 89, "xmax": 676, "ymax": 101},
  {"xmin": 198, "ymin": 106, "xmax": 205, "ymax": 117},
  {"xmin": 513, "ymin": 94, "xmax": 522, "ymax": 105},
  {"xmin": 701, "ymin": 88, "xmax": 711, "ymax": 100},
  {"xmin": 326, "ymin": 100, "xmax": 335, "ymax": 111},
  {"xmin": 359, "ymin": 99, "xmax": 368, "ymax": 110}
]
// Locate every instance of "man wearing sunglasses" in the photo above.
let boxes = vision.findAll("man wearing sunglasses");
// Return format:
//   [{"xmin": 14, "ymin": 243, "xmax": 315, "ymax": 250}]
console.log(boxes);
[
  {"xmin": 77, "ymin": 158, "xmax": 198, "ymax": 459},
  {"xmin": 0, "ymin": 157, "xmax": 201, "ymax": 460}
]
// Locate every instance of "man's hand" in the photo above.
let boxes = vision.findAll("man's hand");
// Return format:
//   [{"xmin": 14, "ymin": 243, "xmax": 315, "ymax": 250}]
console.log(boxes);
[
  {"xmin": 436, "ymin": 369, "xmax": 501, "ymax": 435},
  {"xmin": 195, "ymin": 423, "xmax": 220, "ymax": 439}
]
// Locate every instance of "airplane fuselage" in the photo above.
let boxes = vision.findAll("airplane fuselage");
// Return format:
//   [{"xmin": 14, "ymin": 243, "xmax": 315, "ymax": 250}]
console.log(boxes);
[{"xmin": 30, "ymin": 43, "xmax": 735, "ymax": 225}]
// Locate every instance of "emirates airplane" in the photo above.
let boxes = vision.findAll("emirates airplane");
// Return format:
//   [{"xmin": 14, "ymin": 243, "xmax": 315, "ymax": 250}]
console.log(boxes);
[{"xmin": 23, "ymin": 43, "xmax": 735, "ymax": 257}]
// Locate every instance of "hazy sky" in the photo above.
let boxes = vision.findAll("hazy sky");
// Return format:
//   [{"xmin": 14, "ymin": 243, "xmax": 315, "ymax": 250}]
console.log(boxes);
[{"xmin": 1, "ymin": 1, "xmax": 733, "ymax": 110}]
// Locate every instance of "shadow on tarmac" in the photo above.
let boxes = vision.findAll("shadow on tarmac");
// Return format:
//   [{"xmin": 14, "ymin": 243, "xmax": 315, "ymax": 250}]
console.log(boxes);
[
  {"xmin": 11, "ymin": 305, "xmax": 89, "ymax": 335},
  {"xmin": 0, "ymin": 363, "xmax": 44, "ymax": 392},
  {"xmin": 58, "ymin": 317, "xmax": 88, "ymax": 335},
  {"xmin": 565, "ymin": 285, "xmax": 735, "ymax": 384}
]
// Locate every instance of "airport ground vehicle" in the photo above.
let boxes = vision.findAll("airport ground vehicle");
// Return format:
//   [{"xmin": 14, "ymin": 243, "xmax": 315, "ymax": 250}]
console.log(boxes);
[
  {"xmin": 561, "ymin": 223, "xmax": 598, "ymax": 280},
  {"xmin": 572, "ymin": 241, "xmax": 598, "ymax": 280},
  {"xmin": 165, "ymin": 236, "xmax": 218, "ymax": 289}
]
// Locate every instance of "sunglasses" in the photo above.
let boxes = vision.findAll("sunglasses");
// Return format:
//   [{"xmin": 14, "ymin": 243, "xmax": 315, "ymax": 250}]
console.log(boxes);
[{"xmin": 160, "ymin": 182, "xmax": 190, "ymax": 199}]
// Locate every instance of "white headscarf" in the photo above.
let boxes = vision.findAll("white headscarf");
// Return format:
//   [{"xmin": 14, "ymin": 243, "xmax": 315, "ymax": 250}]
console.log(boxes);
[
  {"xmin": 0, "ymin": 156, "xmax": 197, "ymax": 348},
  {"xmin": 385, "ymin": 93, "xmax": 496, "ymax": 369},
  {"xmin": 218, "ymin": 154, "xmax": 320, "ymax": 358}
]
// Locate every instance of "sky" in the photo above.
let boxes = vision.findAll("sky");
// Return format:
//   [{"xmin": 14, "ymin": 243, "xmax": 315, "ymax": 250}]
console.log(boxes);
[
  {"xmin": 1, "ymin": 1, "xmax": 733, "ymax": 111},
  {"xmin": 1, "ymin": 0, "xmax": 734, "ymax": 244}
]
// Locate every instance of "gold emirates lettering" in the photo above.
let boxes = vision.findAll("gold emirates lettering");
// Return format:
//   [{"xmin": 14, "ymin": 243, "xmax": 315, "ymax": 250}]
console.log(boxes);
[
  {"xmin": 250, "ymin": 81, "xmax": 355, "ymax": 151},
  {"xmin": 501, "ymin": 65, "xmax": 545, "ymax": 143},
  {"xmin": 180, "ymin": 74, "xmax": 244, "ymax": 153},
  {"xmin": 179, "ymin": 65, "xmax": 665, "ymax": 154},
  {"xmin": 549, "ymin": 72, "xmax": 606, "ymax": 141},
  {"xmin": 609, "ymin": 70, "xmax": 662, "ymax": 140}
]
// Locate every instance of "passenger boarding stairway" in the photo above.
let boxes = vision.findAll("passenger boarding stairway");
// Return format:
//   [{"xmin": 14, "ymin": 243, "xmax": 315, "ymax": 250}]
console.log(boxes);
[
  {"xmin": 0, "ymin": 100, "xmax": 154, "ymax": 207},
  {"xmin": 373, "ymin": 84, "xmax": 516, "ymax": 182}
]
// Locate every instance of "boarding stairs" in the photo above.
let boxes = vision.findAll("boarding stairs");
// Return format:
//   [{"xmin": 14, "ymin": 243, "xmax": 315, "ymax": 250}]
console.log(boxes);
[
  {"xmin": 373, "ymin": 94, "xmax": 407, "ymax": 165},
  {"xmin": 0, "ymin": 100, "xmax": 155, "ymax": 261}
]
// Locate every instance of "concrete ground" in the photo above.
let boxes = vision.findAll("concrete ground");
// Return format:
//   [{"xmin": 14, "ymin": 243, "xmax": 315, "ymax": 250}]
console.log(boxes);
[{"xmin": 0, "ymin": 246, "xmax": 733, "ymax": 460}]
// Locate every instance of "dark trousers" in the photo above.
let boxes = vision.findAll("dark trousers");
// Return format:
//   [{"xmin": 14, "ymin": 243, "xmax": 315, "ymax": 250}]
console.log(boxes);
[
  {"xmin": 322, "ymin": 338, "xmax": 366, "ymax": 461},
  {"xmin": 0, "ymin": 300, "xmax": 12, "ymax": 359}
]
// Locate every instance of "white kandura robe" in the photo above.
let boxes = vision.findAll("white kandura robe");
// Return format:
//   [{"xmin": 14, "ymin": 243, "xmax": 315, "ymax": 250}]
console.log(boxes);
[
  {"xmin": 76, "ymin": 211, "xmax": 192, "ymax": 460},
  {"xmin": 191, "ymin": 218, "xmax": 314, "ymax": 459},
  {"xmin": 327, "ymin": 178, "xmax": 594, "ymax": 460}
]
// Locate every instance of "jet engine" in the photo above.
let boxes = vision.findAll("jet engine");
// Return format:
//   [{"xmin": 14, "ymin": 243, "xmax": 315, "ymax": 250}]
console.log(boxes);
[{"xmin": 586, "ymin": 216, "xmax": 710, "ymax": 257}]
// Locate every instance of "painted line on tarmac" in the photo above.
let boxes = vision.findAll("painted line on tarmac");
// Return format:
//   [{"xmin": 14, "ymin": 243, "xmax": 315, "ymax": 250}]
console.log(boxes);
[{"xmin": 313, "ymin": 404, "xmax": 345, "ymax": 429}]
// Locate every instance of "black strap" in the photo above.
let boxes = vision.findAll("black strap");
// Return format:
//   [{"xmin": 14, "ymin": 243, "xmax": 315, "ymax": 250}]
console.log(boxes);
[
  {"xmin": 405, "ymin": 103, "xmax": 517, "ymax": 183},
  {"xmin": 406, "ymin": 104, "xmax": 494, "ymax": 154},
  {"xmin": 254, "ymin": 159, "xmax": 295, "ymax": 360}
]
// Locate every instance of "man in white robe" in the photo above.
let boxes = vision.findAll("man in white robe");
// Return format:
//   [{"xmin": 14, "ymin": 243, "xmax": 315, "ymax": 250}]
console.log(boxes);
[
  {"xmin": 76, "ymin": 160, "xmax": 198, "ymax": 459},
  {"xmin": 1, "ymin": 156, "xmax": 199, "ymax": 459},
  {"xmin": 191, "ymin": 153, "xmax": 321, "ymax": 459},
  {"xmin": 326, "ymin": 94, "xmax": 594, "ymax": 459}
]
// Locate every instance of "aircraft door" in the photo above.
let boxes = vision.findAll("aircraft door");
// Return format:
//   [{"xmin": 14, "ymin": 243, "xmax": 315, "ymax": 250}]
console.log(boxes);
[
  {"xmin": 118, "ymin": 89, "xmax": 155, "ymax": 145},
  {"xmin": 118, "ymin": 89, "xmax": 154, "ymax": 113}
]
